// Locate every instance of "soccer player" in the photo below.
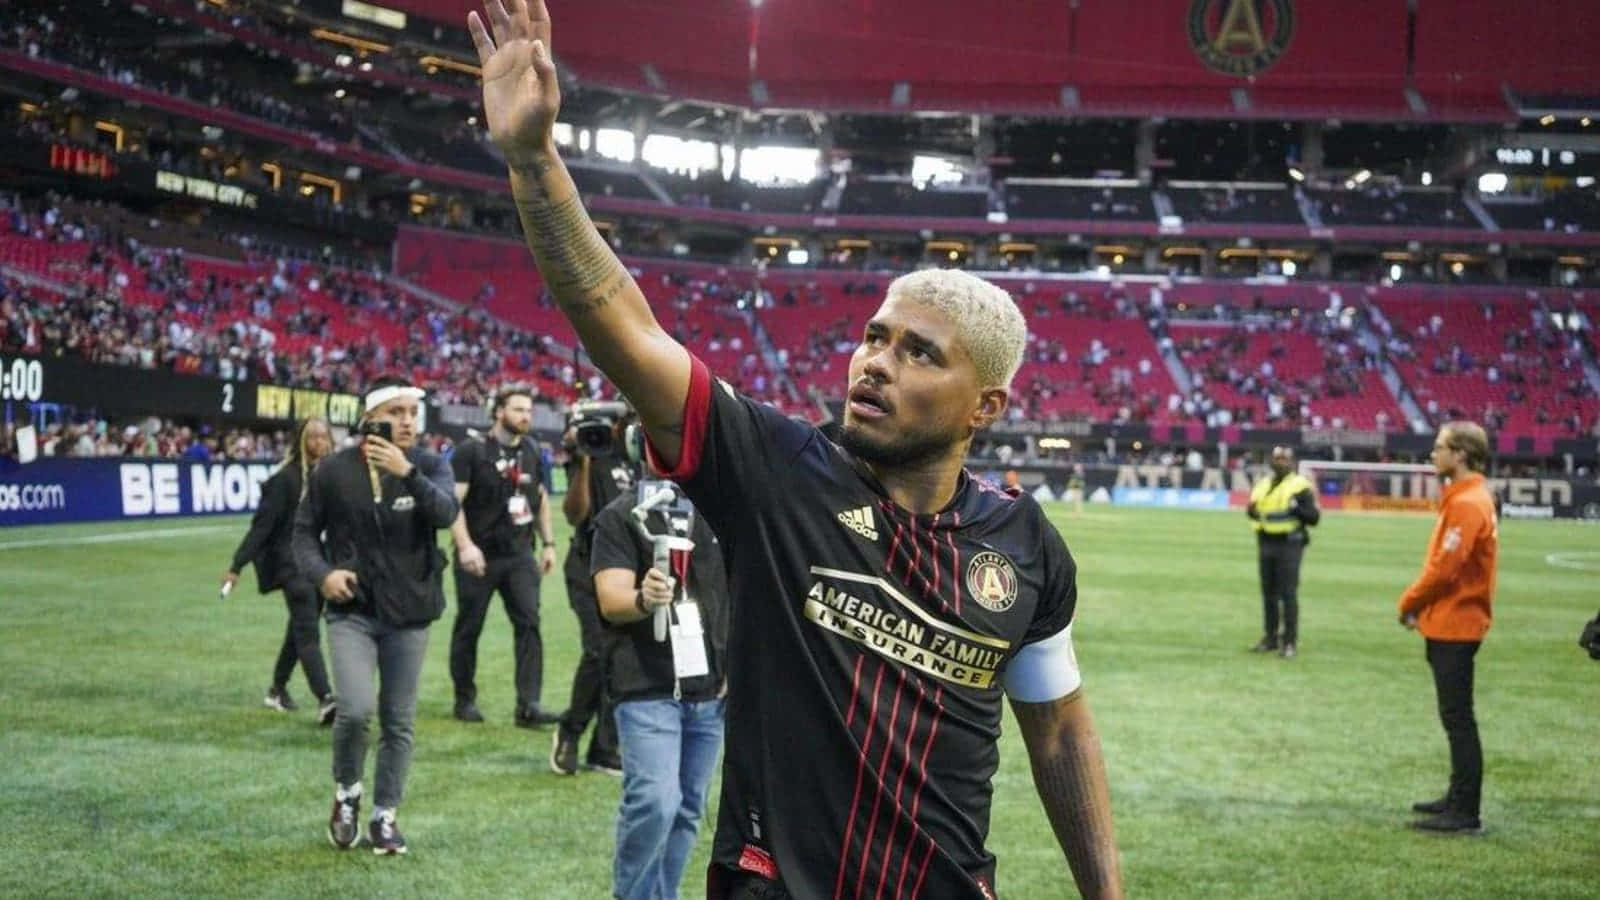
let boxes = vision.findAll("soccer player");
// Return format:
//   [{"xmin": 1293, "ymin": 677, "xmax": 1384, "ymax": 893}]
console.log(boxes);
[
  {"xmin": 1067, "ymin": 464, "xmax": 1087, "ymax": 516},
  {"xmin": 1398, "ymin": 421, "xmax": 1498, "ymax": 833},
  {"xmin": 467, "ymin": 3, "xmax": 1121, "ymax": 895},
  {"xmin": 1245, "ymin": 446, "xmax": 1320, "ymax": 658}
]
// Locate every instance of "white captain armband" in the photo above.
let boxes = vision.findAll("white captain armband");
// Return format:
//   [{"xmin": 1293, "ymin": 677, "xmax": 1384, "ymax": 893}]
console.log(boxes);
[{"xmin": 1002, "ymin": 623, "xmax": 1082, "ymax": 703}]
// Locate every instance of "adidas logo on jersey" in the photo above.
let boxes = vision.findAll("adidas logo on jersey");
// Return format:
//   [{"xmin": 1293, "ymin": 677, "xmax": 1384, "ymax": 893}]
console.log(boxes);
[{"xmin": 836, "ymin": 505, "xmax": 878, "ymax": 541}]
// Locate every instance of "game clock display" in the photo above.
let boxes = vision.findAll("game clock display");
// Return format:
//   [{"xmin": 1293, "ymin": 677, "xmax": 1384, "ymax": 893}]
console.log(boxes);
[{"xmin": 0, "ymin": 357, "xmax": 45, "ymax": 402}]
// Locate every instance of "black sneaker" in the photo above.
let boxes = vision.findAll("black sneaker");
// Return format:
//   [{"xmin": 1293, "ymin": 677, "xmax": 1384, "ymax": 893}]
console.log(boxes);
[
  {"xmin": 515, "ymin": 706, "xmax": 563, "ymax": 729},
  {"xmin": 584, "ymin": 752, "xmax": 623, "ymax": 776},
  {"xmin": 453, "ymin": 701, "xmax": 485, "ymax": 723},
  {"xmin": 1411, "ymin": 811, "xmax": 1481, "ymax": 833},
  {"xmin": 1249, "ymin": 637, "xmax": 1278, "ymax": 653},
  {"xmin": 265, "ymin": 685, "xmax": 297, "ymax": 712},
  {"xmin": 317, "ymin": 696, "xmax": 338, "ymax": 728},
  {"xmin": 369, "ymin": 811, "xmax": 407, "ymax": 855},
  {"xmin": 1279, "ymin": 642, "xmax": 1298, "ymax": 659},
  {"xmin": 1411, "ymin": 795, "xmax": 1450, "ymax": 815},
  {"xmin": 327, "ymin": 789, "xmax": 361, "ymax": 849},
  {"xmin": 550, "ymin": 730, "xmax": 579, "ymax": 776}
]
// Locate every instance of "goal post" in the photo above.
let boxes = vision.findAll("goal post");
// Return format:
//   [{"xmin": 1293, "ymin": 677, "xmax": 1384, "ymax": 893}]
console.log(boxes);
[{"xmin": 1298, "ymin": 459, "xmax": 1440, "ymax": 513}]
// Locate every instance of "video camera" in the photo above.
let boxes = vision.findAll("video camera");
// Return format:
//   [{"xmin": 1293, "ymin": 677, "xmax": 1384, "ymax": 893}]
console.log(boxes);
[{"xmin": 567, "ymin": 400, "xmax": 630, "ymax": 458}]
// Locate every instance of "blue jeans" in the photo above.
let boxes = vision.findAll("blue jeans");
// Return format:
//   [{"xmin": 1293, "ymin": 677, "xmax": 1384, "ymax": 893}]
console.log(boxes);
[{"xmin": 613, "ymin": 697, "xmax": 725, "ymax": 900}]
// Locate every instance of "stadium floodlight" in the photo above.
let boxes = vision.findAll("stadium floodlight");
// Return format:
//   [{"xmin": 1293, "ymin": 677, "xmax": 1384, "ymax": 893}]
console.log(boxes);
[
  {"xmin": 1478, "ymin": 172, "xmax": 1508, "ymax": 193},
  {"xmin": 787, "ymin": 248, "xmax": 809, "ymax": 265},
  {"xmin": 1389, "ymin": 263, "xmax": 1403, "ymax": 281},
  {"xmin": 1353, "ymin": 169, "xmax": 1372, "ymax": 184},
  {"xmin": 1421, "ymin": 171, "xmax": 1433, "ymax": 186},
  {"xmin": 1281, "ymin": 259, "xmax": 1297, "ymax": 277},
  {"xmin": 1287, "ymin": 167, "xmax": 1305, "ymax": 182}
]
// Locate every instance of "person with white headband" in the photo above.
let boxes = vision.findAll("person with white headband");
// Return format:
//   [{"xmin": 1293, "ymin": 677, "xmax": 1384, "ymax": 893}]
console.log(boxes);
[{"xmin": 292, "ymin": 374, "xmax": 458, "ymax": 856}]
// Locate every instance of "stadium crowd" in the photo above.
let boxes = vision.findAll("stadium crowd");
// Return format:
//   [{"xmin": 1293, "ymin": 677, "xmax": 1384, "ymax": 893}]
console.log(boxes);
[{"xmin": 1, "ymin": 195, "xmax": 575, "ymax": 408}]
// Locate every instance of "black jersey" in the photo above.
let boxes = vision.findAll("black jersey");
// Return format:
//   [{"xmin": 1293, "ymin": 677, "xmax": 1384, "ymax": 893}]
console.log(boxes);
[{"xmin": 650, "ymin": 357, "xmax": 1077, "ymax": 900}]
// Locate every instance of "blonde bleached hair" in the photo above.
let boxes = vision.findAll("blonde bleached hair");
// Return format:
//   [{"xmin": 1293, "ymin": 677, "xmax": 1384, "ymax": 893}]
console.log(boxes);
[{"xmin": 885, "ymin": 269, "xmax": 1027, "ymax": 389}]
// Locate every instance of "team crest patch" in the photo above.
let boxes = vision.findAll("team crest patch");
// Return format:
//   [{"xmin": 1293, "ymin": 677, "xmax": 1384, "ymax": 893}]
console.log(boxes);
[{"xmin": 965, "ymin": 551, "xmax": 1018, "ymax": 613}]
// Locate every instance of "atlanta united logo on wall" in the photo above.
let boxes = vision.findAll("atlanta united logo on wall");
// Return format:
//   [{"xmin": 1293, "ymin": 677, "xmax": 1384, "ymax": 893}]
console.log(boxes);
[
  {"xmin": 965, "ymin": 551, "xmax": 1019, "ymax": 613},
  {"xmin": 1188, "ymin": 0, "xmax": 1295, "ymax": 78}
]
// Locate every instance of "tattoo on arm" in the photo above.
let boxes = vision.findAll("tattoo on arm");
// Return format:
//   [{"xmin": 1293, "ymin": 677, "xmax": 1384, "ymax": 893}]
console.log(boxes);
[
  {"xmin": 1012, "ymin": 696, "xmax": 1122, "ymax": 899},
  {"xmin": 513, "ymin": 187, "xmax": 628, "ymax": 321}
]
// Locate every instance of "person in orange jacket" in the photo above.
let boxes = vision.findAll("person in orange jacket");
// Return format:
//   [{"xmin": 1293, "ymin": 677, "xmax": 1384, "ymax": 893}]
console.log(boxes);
[{"xmin": 1397, "ymin": 421, "xmax": 1498, "ymax": 834}]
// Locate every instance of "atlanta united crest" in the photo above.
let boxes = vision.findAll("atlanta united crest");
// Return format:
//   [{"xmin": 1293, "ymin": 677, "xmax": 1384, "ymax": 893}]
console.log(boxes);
[
  {"xmin": 965, "ymin": 552, "xmax": 1019, "ymax": 613},
  {"xmin": 1188, "ymin": 0, "xmax": 1294, "ymax": 78}
]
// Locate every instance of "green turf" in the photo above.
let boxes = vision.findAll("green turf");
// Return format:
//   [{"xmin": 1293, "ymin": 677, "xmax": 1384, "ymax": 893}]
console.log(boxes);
[{"xmin": 1, "ymin": 507, "xmax": 1596, "ymax": 898}]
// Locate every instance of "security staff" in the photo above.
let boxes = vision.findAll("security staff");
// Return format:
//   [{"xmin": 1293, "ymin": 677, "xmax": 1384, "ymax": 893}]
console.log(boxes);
[
  {"xmin": 448, "ymin": 387, "xmax": 560, "ymax": 726},
  {"xmin": 1247, "ymin": 446, "xmax": 1320, "ymax": 658},
  {"xmin": 552, "ymin": 406, "xmax": 638, "ymax": 775},
  {"xmin": 292, "ymin": 376, "xmax": 458, "ymax": 856}
]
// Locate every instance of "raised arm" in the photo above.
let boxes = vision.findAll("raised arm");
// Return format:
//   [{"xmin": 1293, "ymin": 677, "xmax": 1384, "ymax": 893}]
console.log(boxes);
[
  {"xmin": 1011, "ymin": 693, "xmax": 1123, "ymax": 899},
  {"xmin": 469, "ymin": 0, "xmax": 691, "ymax": 466}
]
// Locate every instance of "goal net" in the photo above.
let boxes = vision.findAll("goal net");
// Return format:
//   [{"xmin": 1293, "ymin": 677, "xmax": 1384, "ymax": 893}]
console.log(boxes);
[{"xmin": 1297, "ymin": 459, "xmax": 1440, "ymax": 513}]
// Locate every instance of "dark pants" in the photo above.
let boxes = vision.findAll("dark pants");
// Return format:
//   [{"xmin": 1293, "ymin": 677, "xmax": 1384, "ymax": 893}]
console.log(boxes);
[
  {"xmin": 559, "ymin": 551, "xmax": 618, "ymax": 760},
  {"xmin": 1425, "ymin": 639, "xmax": 1482, "ymax": 816},
  {"xmin": 450, "ymin": 549, "xmax": 544, "ymax": 711},
  {"xmin": 1257, "ymin": 537, "xmax": 1305, "ymax": 644},
  {"xmin": 272, "ymin": 580, "xmax": 332, "ymax": 701}
]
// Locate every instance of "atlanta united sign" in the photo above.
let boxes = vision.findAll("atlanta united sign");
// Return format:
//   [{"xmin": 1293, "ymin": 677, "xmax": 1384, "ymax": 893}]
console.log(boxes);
[{"xmin": 1188, "ymin": 0, "xmax": 1295, "ymax": 77}]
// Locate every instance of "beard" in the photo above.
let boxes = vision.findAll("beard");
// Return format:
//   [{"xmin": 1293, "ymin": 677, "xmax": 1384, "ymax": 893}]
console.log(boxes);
[{"xmin": 839, "ymin": 419, "xmax": 953, "ymax": 469}]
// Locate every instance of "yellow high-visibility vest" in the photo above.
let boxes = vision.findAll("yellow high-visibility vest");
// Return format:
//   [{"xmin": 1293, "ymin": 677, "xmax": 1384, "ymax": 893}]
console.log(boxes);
[{"xmin": 1250, "ymin": 472, "xmax": 1313, "ymax": 535}]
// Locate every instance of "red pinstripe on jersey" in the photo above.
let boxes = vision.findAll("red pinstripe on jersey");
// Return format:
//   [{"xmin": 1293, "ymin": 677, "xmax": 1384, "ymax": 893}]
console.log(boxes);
[{"xmin": 833, "ymin": 659, "xmax": 889, "ymax": 900}]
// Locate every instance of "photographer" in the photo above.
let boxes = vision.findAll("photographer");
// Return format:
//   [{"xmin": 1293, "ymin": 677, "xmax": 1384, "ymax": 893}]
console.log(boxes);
[
  {"xmin": 551, "ymin": 400, "xmax": 636, "ymax": 775},
  {"xmin": 591, "ymin": 480, "xmax": 727, "ymax": 900},
  {"xmin": 292, "ymin": 376, "xmax": 457, "ymax": 856},
  {"xmin": 447, "ymin": 387, "xmax": 561, "ymax": 726},
  {"xmin": 222, "ymin": 416, "xmax": 336, "ymax": 725}
]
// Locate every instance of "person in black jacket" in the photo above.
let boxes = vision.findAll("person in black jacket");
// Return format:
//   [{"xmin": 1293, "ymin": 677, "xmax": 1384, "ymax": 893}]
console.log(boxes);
[
  {"xmin": 223, "ymin": 416, "xmax": 335, "ymax": 723},
  {"xmin": 292, "ymin": 376, "xmax": 458, "ymax": 856},
  {"xmin": 589, "ymin": 480, "xmax": 728, "ymax": 900}
]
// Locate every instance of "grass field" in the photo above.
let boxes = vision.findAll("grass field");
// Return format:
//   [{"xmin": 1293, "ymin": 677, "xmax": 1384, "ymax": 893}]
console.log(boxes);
[{"xmin": 1, "ymin": 505, "xmax": 1597, "ymax": 899}]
